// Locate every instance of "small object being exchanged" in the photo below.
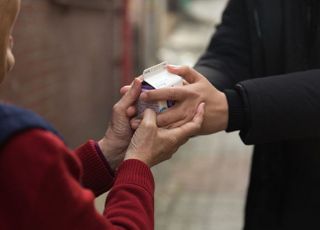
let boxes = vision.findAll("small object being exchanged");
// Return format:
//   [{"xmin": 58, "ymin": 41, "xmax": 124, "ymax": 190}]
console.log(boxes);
[{"xmin": 137, "ymin": 62, "xmax": 183, "ymax": 117}]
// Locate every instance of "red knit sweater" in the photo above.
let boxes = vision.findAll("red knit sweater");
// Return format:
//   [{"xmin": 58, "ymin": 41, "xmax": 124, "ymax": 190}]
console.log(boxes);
[{"xmin": 0, "ymin": 129, "xmax": 154, "ymax": 230}]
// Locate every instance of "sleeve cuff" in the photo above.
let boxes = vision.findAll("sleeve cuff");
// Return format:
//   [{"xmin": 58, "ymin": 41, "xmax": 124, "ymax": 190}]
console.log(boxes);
[
  {"xmin": 94, "ymin": 142, "xmax": 115, "ymax": 177},
  {"xmin": 75, "ymin": 140, "xmax": 115, "ymax": 196},
  {"xmin": 115, "ymin": 159, "xmax": 155, "ymax": 195},
  {"xmin": 224, "ymin": 89, "xmax": 246, "ymax": 132}
]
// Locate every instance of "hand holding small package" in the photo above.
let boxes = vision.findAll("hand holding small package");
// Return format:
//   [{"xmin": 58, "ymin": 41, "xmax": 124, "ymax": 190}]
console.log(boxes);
[{"xmin": 137, "ymin": 62, "xmax": 183, "ymax": 117}]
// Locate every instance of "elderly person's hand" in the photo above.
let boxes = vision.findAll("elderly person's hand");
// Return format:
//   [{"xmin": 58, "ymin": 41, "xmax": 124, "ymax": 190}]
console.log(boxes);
[
  {"xmin": 137, "ymin": 65, "xmax": 229, "ymax": 135},
  {"xmin": 98, "ymin": 78, "xmax": 141, "ymax": 171},
  {"xmin": 125, "ymin": 103, "xmax": 205, "ymax": 167}
]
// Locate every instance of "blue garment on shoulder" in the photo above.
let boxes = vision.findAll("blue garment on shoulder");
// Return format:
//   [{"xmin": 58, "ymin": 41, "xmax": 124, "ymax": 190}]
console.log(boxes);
[{"xmin": 0, "ymin": 103, "xmax": 63, "ymax": 146}]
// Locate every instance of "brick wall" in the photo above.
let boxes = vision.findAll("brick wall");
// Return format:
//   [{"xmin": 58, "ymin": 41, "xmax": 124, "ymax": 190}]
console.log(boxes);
[{"xmin": 0, "ymin": 0, "xmax": 124, "ymax": 147}]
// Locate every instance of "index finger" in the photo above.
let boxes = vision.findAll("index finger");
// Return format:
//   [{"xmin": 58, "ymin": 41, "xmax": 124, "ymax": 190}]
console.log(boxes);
[
  {"xmin": 140, "ymin": 86, "xmax": 189, "ymax": 102},
  {"xmin": 167, "ymin": 65, "xmax": 202, "ymax": 83},
  {"xmin": 120, "ymin": 75, "xmax": 144, "ymax": 95},
  {"xmin": 117, "ymin": 78, "xmax": 142, "ymax": 109}
]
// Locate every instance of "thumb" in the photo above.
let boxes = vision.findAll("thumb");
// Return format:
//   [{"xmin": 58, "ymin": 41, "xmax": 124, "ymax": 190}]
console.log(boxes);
[
  {"xmin": 119, "ymin": 78, "xmax": 142, "ymax": 108},
  {"xmin": 140, "ymin": 109, "xmax": 157, "ymax": 128},
  {"xmin": 120, "ymin": 75, "xmax": 144, "ymax": 95}
]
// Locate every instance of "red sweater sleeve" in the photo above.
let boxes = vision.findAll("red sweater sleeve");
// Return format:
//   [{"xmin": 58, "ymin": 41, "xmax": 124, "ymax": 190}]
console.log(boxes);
[
  {"xmin": 74, "ymin": 140, "xmax": 115, "ymax": 196},
  {"xmin": 0, "ymin": 129, "xmax": 154, "ymax": 230}
]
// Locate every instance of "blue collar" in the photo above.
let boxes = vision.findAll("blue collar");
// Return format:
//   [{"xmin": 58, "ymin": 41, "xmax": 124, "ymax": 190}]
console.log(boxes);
[{"xmin": 0, "ymin": 103, "xmax": 63, "ymax": 146}]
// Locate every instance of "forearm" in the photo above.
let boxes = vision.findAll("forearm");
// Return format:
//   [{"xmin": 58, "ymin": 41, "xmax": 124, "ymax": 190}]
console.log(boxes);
[
  {"xmin": 234, "ymin": 69, "xmax": 320, "ymax": 144},
  {"xmin": 194, "ymin": 0, "xmax": 252, "ymax": 89},
  {"xmin": 1, "ymin": 130, "xmax": 154, "ymax": 230},
  {"xmin": 104, "ymin": 160, "xmax": 155, "ymax": 230}
]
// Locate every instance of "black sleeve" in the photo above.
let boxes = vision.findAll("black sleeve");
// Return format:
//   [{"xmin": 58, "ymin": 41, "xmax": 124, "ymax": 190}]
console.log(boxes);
[
  {"xmin": 194, "ymin": 0, "xmax": 252, "ymax": 90},
  {"xmin": 237, "ymin": 70, "xmax": 320, "ymax": 144},
  {"xmin": 224, "ymin": 89, "xmax": 246, "ymax": 132}
]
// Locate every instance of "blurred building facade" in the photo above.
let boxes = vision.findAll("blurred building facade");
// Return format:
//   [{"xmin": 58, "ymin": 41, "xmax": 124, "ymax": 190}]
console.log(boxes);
[
  {"xmin": 129, "ymin": 0, "xmax": 179, "ymax": 75},
  {"xmin": 0, "ymin": 0, "xmax": 126, "ymax": 147},
  {"xmin": 127, "ymin": 0, "xmax": 223, "ymax": 73},
  {"xmin": 0, "ymin": 0, "xmax": 188, "ymax": 148}
]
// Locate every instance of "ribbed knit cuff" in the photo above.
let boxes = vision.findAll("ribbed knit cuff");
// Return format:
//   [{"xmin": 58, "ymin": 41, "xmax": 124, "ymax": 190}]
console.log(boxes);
[
  {"xmin": 94, "ymin": 142, "xmax": 115, "ymax": 177},
  {"xmin": 224, "ymin": 89, "xmax": 245, "ymax": 132},
  {"xmin": 75, "ymin": 140, "xmax": 114, "ymax": 196},
  {"xmin": 115, "ymin": 159, "xmax": 155, "ymax": 195}
]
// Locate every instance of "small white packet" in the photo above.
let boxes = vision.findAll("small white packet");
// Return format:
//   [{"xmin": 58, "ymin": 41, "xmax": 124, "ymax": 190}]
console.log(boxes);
[{"xmin": 137, "ymin": 62, "xmax": 183, "ymax": 117}]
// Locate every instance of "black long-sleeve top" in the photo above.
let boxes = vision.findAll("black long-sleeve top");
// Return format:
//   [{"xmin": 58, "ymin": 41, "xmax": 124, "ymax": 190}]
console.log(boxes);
[
  {"xmin": 194, "ymin": 0, "xmax": 320, "ymax": 229},
  {"xmin": 195, "ymin": 0, "xmax": 320, "ymax": 145}
]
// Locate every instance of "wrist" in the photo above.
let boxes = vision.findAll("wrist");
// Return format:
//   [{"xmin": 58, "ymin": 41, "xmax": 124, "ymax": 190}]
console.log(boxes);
[
  {"xmin": 94, "ymin": 142, "xmax": 115, "ymax": 176},
  {"xmin": 124, "ymin": 156, "xmax": 151, "ymax": 168},
  {"xmin": 218, "ymin": 91, "xmax": 229, "ymax": 131},
  {"xmin": 204, "ymin": 91, "xmax": 228, "ymax": 133},
  {"xmin": 98, "ymin": 130, "xmax": 127, "ymax": 171},
  {"xmin": 124, "ymin": 151, "xmax": 152, "ymax": 168}
]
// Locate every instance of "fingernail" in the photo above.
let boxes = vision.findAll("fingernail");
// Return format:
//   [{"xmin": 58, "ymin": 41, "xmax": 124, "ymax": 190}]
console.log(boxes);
[{"xmin": 132, "ymin": 79, "xmax": 138, "ymax": 87}]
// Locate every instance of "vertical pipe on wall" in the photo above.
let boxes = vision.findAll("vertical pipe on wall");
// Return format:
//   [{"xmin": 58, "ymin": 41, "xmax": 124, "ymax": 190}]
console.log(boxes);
[{"xmin": 121, "ymin": 0, "xmax": 133, "ymax": 86}]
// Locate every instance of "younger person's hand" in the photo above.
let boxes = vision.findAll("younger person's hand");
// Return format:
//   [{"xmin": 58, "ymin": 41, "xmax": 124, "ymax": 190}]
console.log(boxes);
[
  {"xmin": 124, "ymin": 103, "xmax": 205, "ymax": 167},
  {"xmin": 139, "ymin": 65, "xmax": 228, "ymax": 135}
]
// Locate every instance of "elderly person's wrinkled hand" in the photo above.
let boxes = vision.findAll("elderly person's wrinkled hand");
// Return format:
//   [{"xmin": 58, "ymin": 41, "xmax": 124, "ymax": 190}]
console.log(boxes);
[
  {"xmin": 98, "ymin": 78, "xmax": 141, "ymax": 171},
  {"xmin": 125, "ymin": 103, "xmax": 205, "ymax": 167}
]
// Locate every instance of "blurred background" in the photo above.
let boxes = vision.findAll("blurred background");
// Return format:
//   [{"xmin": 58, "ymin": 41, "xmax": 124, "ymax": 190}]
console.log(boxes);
[{"xmin": 0, "ymin": 0, "xmax": 252, "ymax": 229}]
